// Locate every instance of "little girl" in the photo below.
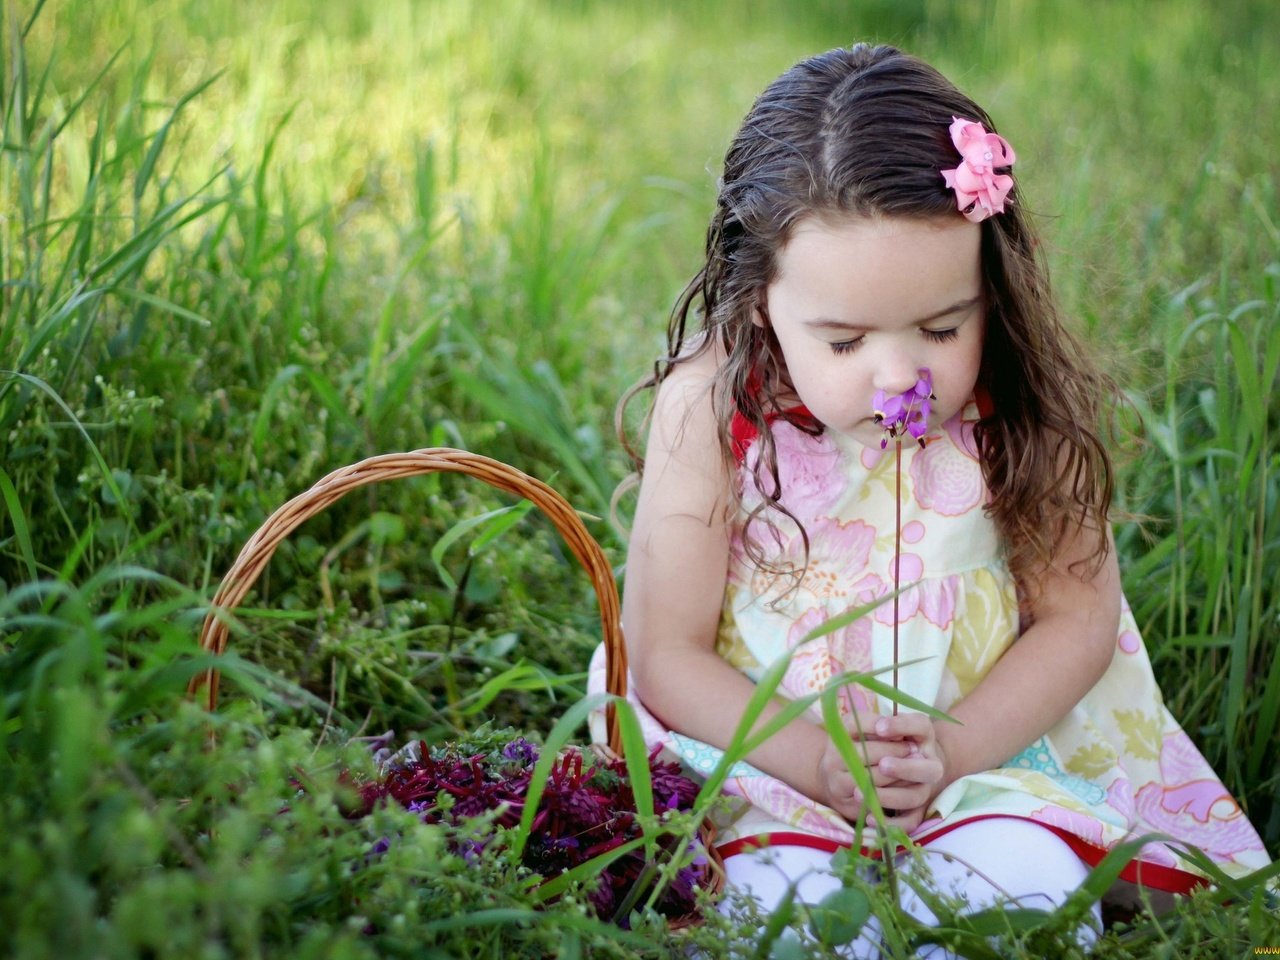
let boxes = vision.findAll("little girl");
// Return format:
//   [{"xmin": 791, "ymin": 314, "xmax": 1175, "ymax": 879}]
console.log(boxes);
[{"xmin": 590, "ymin": 43, "xmax": 1269, "ymax": 939}]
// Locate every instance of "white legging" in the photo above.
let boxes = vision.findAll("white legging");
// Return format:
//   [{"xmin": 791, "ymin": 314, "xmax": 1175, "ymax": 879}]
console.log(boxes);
[{"xmin": 721, "ymin": 817, "xmax": 1101, "ymax": 958}]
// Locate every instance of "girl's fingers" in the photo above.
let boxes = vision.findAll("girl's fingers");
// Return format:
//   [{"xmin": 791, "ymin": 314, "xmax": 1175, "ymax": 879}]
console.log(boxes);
[
  {"xmin": 875, "ymin": 755, "xmax": 943, "ymax": 785},
  {"xmin": 856, "ymin": 739, "xmax": 914, "ymax": 765},
  {"xmin": 872, "ymin": 783, "xmax": 931, "ymax": 810},
  {"xmin": 845, "ymin": 711, "xmax": 887, "ymax": 738},
  {"xmin": 870, "ymin": 766, "xmax": 898, "ymax": 788},
  {"xmin": 830, "ymin": 759, "xmax": 901, "ymax": 794},
  {"xmin": 874, "ymin": 712, "xmax": 934, "ymax": 742},
  {"xmin": 827, "ymin": 775, "xmax": 858, "ymax": 806}
]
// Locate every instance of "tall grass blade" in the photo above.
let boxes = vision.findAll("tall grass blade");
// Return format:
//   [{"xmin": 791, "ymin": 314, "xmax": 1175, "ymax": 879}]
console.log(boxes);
[
  {"xmin": 251, "ymin": 363, "xmax": 305, "ymax": 463},
  {"xmin": 612, "ymin": 697, "xmax": 656, "ymax": 858},
  {"xmin": 0, "ymin": 466, "xmax": 38, "ymax": 582},
  {"xmin": 134, "ymin": 70, "xmax": 223, "ymax": 202}
]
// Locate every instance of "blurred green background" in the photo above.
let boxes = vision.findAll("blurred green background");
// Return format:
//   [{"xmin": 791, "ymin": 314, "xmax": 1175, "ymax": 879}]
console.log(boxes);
[{"xmin": 2, "ymin": 0, "xmax": 1278, "ymax": 956}]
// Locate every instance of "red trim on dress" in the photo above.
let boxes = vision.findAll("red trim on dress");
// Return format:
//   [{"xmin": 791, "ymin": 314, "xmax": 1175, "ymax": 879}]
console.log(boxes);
[
  {"xmin": 719, "ymin": 831, "xmax": 853, "ymax": 860},
  {"xmin": 729, "ymin": 409, "xmax": 757, "ymax": 463},
  {"xmin": 730, "ymin": 406, "xmax": 816, "ymax": 463},
  {"xmin": 716, "ymin": 813, "xmax": 1207, "ymax": 895},
  {"xmin": 973, "ymin": 383, "xmax": 995, "ymax": 420}
]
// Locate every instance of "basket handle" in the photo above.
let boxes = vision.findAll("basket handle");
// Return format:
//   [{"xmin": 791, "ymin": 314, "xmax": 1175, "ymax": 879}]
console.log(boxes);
[{"xmin": 188, "ymin": 448, "xmax": 627, "ymax": 754}]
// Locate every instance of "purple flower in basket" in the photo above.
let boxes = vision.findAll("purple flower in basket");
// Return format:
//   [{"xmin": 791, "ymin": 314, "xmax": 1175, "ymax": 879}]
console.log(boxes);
[
  {"xmin": 337, "ymin": 732, "xmax": 711, "ymax": 925},
  {"xmin": 531, "ymin": 750, "xmax": 609, "ymax": 834},
  {"xmin": 501, "ymin": 737, "xmax": 540, "ymax": 765},
  {"xmin": 646, "ymin": 748, "xmax": 700, "ymax": 810}
]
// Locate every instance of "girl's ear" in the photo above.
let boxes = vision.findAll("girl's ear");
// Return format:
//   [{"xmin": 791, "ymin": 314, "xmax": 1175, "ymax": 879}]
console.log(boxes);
[{"xmin": 751, "ymin": 302, "xmax": 769, "ymax": 329}]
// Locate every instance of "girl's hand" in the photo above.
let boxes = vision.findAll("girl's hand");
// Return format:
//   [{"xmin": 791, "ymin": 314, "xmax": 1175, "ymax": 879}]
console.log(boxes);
[
  {"xmin": 864, "ymin": 713, "xmax": 950, "ymax": 833},
  {"xmin": 816, "ymin": 711, "xmax": 920, "ymax": 822}
]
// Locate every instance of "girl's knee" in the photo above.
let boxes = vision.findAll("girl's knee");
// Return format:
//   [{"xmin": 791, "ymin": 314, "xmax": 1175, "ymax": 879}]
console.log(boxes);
[
  {"xmin": 904, "ymin": 817, "xmax": 1101, "ymax": 948},
  {"xmin": 720, "ymin": 844, "xmax": 844, "ymax": 915},
  {"xmin": 916, "ymin": 817, "xmax": 1092, "ymax": 903}
]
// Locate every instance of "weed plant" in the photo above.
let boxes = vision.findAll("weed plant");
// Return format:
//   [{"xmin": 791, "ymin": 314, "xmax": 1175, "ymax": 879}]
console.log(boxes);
[{"xmin": 2, "ymin": 0, "xmax": 1278, "ymax": 956}]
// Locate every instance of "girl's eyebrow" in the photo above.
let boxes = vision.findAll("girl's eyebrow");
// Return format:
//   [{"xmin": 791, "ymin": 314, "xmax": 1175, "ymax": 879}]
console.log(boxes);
[{"xmin": 803, "ymin": 295, "xmax": 982, "ymax": 330}]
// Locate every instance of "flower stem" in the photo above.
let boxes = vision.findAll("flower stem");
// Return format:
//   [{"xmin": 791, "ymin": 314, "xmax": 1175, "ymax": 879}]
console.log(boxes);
[{"xmin": 893, "ymin": 438, "xmax": 902, "ymax": 716}]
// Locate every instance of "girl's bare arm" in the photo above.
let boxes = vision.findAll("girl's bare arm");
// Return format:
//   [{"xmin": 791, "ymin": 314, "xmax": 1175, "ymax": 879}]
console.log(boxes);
[{"xmin": 909, "ymin": 521, "xmax": 1122, "ymax": 798}]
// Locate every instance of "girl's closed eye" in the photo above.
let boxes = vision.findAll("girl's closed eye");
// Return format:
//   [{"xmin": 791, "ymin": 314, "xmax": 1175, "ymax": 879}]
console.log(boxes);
[
  {"xmin": 830, "ymin": 328, "xmax": 957, "ymax": 355},
  {"xmin": 829, "ymin": 337, "xmax": 865, "ymax": 355}
]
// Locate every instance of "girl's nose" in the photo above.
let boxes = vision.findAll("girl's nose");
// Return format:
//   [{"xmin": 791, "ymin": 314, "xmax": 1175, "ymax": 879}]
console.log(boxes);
[{"xmin": 873, "ymin": 350, "xmax": 921, "ymax": 396}]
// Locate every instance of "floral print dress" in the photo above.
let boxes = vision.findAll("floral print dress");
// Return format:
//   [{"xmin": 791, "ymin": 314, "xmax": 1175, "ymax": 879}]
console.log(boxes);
[{"xmin": 590, "ymin": 402, "xmax": 1270, "ymax": 889}]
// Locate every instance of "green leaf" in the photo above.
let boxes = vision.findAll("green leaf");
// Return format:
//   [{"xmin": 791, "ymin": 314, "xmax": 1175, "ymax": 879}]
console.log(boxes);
[
  {"xmin": 455, "ymin": 662, "xmax": 556, "ymax": 717},
  {"xmin": 430, "ymin": 502, "xmax": 530, "ymax": 592},
  {"xmin": 421, "ymin": 908, "xmax": 536, "ymax": 932},
  {"xmin": 368, "ymin": 511, "xmax": 407, "ymax": 544},
  {"xmin": 1053, "ymin": 834, "xmax": 1168, "ymax": 924},
  {"xmin": 301, "ymin": 369, "xmax": 360, "ymax": 433},
  {"xmin": 134, "ymin": 69, "xmax": 223, "ymax": 201},
  {"xmin": 111, "ymin": 285, "xmax": 212, "ymax": 327},
  {"xmin": 768, "ymin": 930, "xmax": 807, "ymax": 960},
  {"xmin": 849, "ymin": 674, "xmax": 958, "ymax": 723},
  {"xmin": 952, "ymin": 905, "xmax": 1051, "ymax": 936},
  {"xmin": 808, "ymin": 885, "xmax": 871, "ymax": 946},
  {"xmin": 1225, "ymin": 585, "xmax": 1250, "ymax": 740},
  {"xmin": 820, "ymin": 687, "xmax": 885, "ymax": 826},
  {"xmin": 251, "ymin": 363, "xmax": 304, "ymax": 463},
  {"xmin": 468, "ymin": 499, "xmax": 535, "ymax": 554},
  {"xmin": 692, "ymin": 644, "xmax": 798, "ymax": 810}
]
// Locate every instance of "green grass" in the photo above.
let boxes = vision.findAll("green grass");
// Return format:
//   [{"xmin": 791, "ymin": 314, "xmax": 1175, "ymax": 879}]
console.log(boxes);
[{"xmin": 2, "ymin": 0, "xmax": 1278, "ymax": 955}]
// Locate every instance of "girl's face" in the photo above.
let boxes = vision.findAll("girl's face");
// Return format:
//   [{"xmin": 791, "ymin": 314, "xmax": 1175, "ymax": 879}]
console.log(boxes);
[{"xmin": 762, "ymin": 214, "xmax": 985, "ymax": 448}]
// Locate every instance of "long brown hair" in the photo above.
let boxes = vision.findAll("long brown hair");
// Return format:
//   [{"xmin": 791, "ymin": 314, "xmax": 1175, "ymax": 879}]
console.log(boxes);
[{"xmin": 619, "ymin": 44, "xmax": 1115, "ymax": 590}]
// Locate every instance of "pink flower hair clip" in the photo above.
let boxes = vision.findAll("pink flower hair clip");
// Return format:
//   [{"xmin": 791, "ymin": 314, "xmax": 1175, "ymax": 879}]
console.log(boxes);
[
  {"xmin": 941, "ymin": 117, "xmax": 1016, "ymax": 223},
  {"xmin": 872, "ymin": 369, "xmax": 935, "ymax": 449}
]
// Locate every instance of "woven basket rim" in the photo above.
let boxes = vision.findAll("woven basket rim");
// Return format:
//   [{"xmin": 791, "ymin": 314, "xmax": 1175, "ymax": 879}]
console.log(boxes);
[{"xmin": 188, "ymin": 447, "xmax": 628, "ymax": 754}]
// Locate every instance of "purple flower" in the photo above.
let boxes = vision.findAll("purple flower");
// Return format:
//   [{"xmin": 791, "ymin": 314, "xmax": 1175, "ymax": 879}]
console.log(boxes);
[
  {"xmin": 668, "ymin": 865, "xmax": 701, "ymax": 907},
  {"xmin": 455, "ymin": 837, "xmax": 489, "ymax": 863},
  {"xmin": 873, "ymin": 369, "xmax": 935, "ymax": 448},
  {"xmin": 501, "ymin": 737, "xmax": 539, "ymax": 765},
  {"xmin": 544, "ymin": 836, "xmax": 580, "ymax": 853},
  {"xmin": 533, "ymin": 750, "xmax": 609, "ymax": 832},
  {"xmin": 646, "ymin": 749, "xmax": 699, "ymax": 810}
]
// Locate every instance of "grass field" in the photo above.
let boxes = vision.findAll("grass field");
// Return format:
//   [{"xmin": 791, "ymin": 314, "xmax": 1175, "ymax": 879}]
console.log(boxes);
[{"xmin": 2, "ymin": 0, "xmax": 1278, "ymax": 956}]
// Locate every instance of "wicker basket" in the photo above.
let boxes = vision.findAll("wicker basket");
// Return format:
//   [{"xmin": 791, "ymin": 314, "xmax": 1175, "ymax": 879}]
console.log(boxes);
[{"xmin": 187, "ymin": 447, "xmax": 724, "ymax": 919}]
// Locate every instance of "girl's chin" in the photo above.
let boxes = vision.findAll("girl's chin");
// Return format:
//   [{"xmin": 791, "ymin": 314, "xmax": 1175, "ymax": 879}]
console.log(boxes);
[{"xmin": 831, "ymin": 419, "xmax": 892, "ymax": 448}]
